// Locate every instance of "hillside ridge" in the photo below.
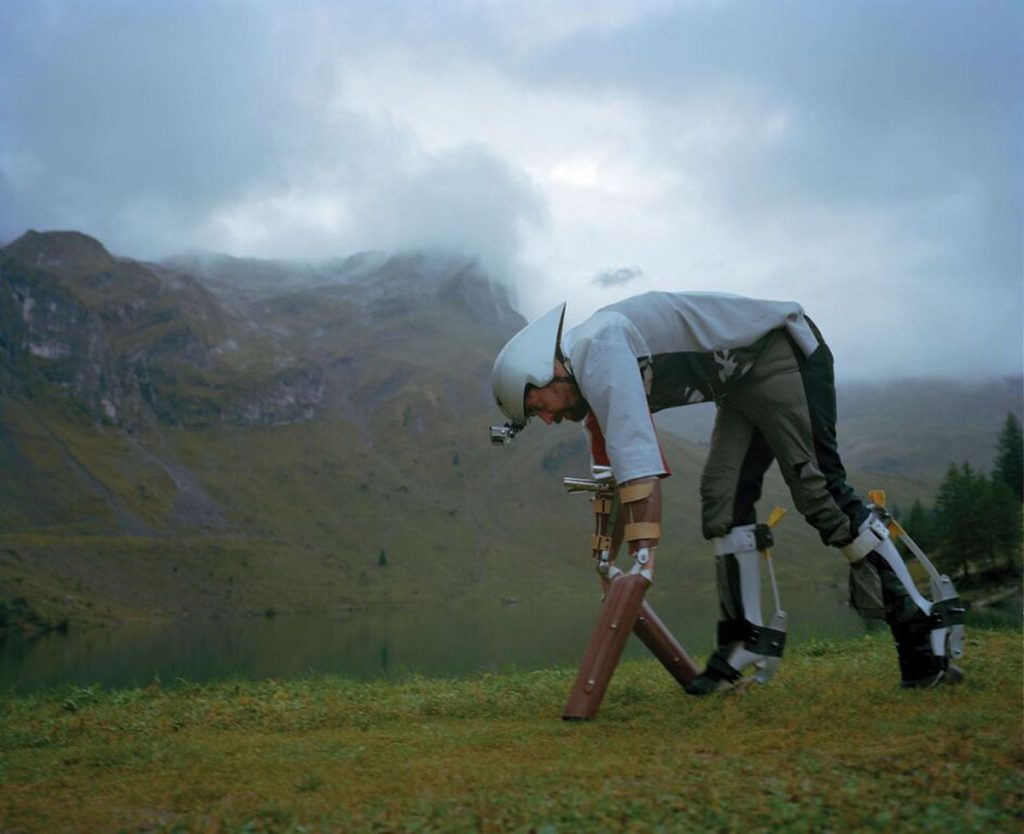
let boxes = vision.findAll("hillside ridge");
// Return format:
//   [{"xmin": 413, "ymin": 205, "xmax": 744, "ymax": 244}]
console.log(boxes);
[{"xmin": 0, "ymin": 230, "xmax": 1017, "ymax": 630}]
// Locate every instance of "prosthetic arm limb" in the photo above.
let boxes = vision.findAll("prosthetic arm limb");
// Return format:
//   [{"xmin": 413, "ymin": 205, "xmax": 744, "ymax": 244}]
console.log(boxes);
[
  {"xmin": 562, "ymin": 474, "xmax": 697, "ymax": 720},
  {"xmin": 603, "ymin": 484, "xmax": 698, "ymax": 688}
]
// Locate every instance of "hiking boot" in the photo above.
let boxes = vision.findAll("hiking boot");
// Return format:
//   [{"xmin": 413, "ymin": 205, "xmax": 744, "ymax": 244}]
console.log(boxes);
[
  {"xmin": 892, "ymin": 613, "xmax": 965, "ymax": 689},
  {"xmin": 684, "ymin": 649, "xmax": 741, "ymax": 696}
]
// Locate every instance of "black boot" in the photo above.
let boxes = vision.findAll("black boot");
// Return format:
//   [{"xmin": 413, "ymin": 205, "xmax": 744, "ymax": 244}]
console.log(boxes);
[
  {"xmin": 683, "ymin": 616, "xmax": 786, "ymax": 696},
  {"xmin": 684, "ymin": 647, "xmax": 742, "ymax": 696},
  {"xmin": 891, "ymin": 613, "xmax": 964, "ymax": 689},
  {"xmin": 864, "ymin": 552, "xmax": 965, "ymax": 689}
]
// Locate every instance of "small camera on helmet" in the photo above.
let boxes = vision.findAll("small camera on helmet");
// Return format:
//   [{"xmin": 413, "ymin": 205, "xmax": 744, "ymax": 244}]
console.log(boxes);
[{"xmin": 489, "ymin": 423, "xmax": 520, "ymax": 445}]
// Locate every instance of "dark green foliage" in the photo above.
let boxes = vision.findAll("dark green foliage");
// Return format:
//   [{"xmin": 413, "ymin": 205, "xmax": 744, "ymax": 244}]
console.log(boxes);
[
  {"xmin": 905, "ymin": 417, "xmax": 1023, "ymax": 580},
  {"xmin": 378, "ymin": 548, "xmax": 388, "ymax": 568},
  {"xmin": 0, "ymin": 595, "xmax": 54, "ymax": 637},
  {"xmin": 934, "ymin": 463, "xmax": 985, "ymax": 579},
  {"xmin": 988, "ymin": 481, "xmax": 1023, "ymax": 572},
  {"xmin": 993, "ymin": 412, "xmax": 1023, "ymax": 501},
  {"xmin": 903, "ymin": 498, "xmax": 937, "ymax": 551}
]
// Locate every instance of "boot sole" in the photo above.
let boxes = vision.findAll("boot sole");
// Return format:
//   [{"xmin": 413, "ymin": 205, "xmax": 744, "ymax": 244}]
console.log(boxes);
[{"xmin": 900, "ymin": 665, "xmax": 965, "ymax": 689}]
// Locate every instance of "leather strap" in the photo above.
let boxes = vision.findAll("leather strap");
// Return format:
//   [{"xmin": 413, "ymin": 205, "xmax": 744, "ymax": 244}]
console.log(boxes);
[{"xmin": 624, "ymin": 522, "xmax": 661, "ymax": 541}]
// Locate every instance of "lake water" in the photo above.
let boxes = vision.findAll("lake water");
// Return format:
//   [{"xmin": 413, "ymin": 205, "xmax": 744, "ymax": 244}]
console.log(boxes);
[{"xmin": 0, "ymin": 584, "xmax": 875, "ymax": 692}]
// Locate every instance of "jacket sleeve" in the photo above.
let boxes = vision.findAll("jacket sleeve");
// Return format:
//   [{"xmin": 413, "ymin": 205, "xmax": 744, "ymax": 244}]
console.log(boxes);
[{"xmin": 574, "ymin": 336, "xmax": 669, "ymax": 484}]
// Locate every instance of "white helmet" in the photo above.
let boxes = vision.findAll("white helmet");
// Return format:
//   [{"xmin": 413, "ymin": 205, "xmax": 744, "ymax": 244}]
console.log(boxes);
[{"xmin": 491, "ymin": 302, "xmax": 567, "ymax": 427}]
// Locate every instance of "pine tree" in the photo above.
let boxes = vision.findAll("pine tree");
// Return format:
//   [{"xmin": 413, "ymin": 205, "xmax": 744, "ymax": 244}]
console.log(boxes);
[
  {"xmin": 923, "ymin": 419, "xmax": 1023, "ymax": 581},
  {"xmin": 994, "ymin": 412, "xmax": 1024, "ymax": 501},
  {"xmin": 934, "ymin": 462, "xmax": 987, "ymax": 580},
  {"xmin": 904, "ymin": 498, "xmax": 937, "ymax": 551},
  {"xmin": 987, "ymin": 481, "xmax": 1023, "ymax": 572}
]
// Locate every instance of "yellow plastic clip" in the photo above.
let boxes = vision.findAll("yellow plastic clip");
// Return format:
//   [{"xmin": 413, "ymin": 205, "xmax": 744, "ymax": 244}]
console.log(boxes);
[
  {"xmin": 761, "ymin": 506, "xmax": 787, "ymax": 560},
  {"xmin": 868, "ymin": 489, "xmax": 904, "ymax": 536}
]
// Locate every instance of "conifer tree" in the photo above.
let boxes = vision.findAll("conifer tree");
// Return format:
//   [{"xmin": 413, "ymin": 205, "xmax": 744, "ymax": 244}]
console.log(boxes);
[
  {"xmin": 904, "ymin": 498, "xmax": 937, "ymax": 551},
  {"xmin": 993, "ymin": 412, "xmax": 1023, "ymax": 501},
  {"xmin": 987, "ymin": 480, "xmax": 1023, "ymax": 572},
  {"xmin": 918, "ymin": 418, "xmax": 1023, "ymax": 581},
  {"xmin": 934, "ymin": 463, "xmax": 986, "ymax": 580}
]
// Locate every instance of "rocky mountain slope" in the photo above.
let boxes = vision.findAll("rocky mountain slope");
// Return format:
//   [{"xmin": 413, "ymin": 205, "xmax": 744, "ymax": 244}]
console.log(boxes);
[
  {"xmin": 1, "ymin": 231, "xmax": 1013, "ymax": 630},
  {"xmin": 0, "ymin": 232, "xmax": 599, "ymax": 627}
]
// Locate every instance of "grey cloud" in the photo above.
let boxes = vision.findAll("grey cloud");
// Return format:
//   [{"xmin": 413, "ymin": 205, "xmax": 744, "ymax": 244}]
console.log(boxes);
[
  {"xmin": 351, "ymin": 144, "xmax": 548, "ymax": 285},
  {"xmin": 521, "ymin": 1, "xmax": 1021, "ymax": 373},
  {"xmin": 523, "ymin": 3, "xmax": 1020, "ymax": 229},
  {"xmin": 0, "ymin": 1, "xmax": 546, "ymax": 278},
  {"xmin": 592, "ymin": 267, "xmax": 644, "ymax": 288},
  {"xmin": 0, "ymin": 2, "xmax": 306, "ymax": 252},
  {"xmin": 0, "ymin": 1, "xmax": 1019, "ymax": 379},
  {"xmin": 604, "ymin": 6, "xmax": 1009, "ymax": 202}
]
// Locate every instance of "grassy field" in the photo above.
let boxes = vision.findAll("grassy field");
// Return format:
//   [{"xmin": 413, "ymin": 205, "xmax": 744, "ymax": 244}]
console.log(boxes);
[{"xmin": 1, "ymin": 628, "xmax": 1021, "ymax": 833}]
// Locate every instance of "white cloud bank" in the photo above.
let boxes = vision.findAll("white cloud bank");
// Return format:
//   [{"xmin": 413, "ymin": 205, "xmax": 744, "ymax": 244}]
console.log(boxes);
[{"xmin": 0, "ymin": 0, "xmax": 1020, "ymax": 379}]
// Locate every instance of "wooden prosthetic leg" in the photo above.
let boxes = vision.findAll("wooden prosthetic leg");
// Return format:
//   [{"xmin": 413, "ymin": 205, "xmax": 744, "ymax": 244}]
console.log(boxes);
[
  {"xmin": 562, "ymin": 473, "xmax": 698, "ymax": 720},
  {"xmin": 634, "ymin": 600, "xmax": 698, "ymax": 688}
]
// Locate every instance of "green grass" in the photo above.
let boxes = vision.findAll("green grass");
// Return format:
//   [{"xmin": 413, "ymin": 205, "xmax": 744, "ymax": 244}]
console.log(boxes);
[{"xmin": 1, "ymin": 629, "xmax": 1021, "ymax": 832}]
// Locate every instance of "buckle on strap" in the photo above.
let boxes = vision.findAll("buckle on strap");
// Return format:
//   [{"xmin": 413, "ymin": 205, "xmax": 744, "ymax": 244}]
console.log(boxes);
[
  {"xmin": 930, "ymin": 597, "xmax": 966, "ymax": 629},
  {"xmin": 717, "ymin": 619, "xmax": 787, "ymax": 658},
  {"xmin": 748, "ymin": 625, "xmax": 787, "ymax": 658}
]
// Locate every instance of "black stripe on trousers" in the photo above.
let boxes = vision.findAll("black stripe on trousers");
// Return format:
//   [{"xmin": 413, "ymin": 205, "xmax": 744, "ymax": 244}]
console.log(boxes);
[{"xmin": 793, "ymin": 330, "xmax": 870, "ymax": 543}]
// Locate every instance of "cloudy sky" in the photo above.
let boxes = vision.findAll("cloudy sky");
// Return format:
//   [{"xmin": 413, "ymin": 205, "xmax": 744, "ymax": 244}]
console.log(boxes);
[{"xmin": 1, "ymin": 0, "xmax": 1020, "ymax": 379}]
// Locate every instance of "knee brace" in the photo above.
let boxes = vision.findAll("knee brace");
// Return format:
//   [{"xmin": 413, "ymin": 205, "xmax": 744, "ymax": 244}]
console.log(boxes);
[
  {"xmin": 840, "ymin": 491, "xmax": 965, "ymax": 661},
  {"xmin": 708, "ymin": 518, "xmax": 787, "ymax": 684}
]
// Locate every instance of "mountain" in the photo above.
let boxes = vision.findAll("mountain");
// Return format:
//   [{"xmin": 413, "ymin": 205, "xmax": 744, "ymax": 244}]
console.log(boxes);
[
  {"xmin": 655, "ymin": 378, "xmax": 1023, "ymax": 484},
  {"xmin": 1, "ymin": 231, "xmax": 605, "ymax": 628},
  {"xmin": 1, "ymin": 231, "xmax": 1014, "ymax": 632}
]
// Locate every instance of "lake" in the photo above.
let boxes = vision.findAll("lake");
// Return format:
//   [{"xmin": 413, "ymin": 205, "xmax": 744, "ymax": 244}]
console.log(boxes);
[{"xmin": 0, "ymin": 583, "xmax": 876, "ymax": 692}]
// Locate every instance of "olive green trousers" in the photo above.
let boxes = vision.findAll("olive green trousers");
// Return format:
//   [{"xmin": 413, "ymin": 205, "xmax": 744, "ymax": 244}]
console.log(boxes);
[{"xmin": 699, "ymin": 328, "xmax": 869, "ymax": 547}]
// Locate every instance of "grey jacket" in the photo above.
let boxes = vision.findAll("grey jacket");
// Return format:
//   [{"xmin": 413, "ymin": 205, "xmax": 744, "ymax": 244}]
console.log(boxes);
[{"xmin": 562, "ymin": 291, "xmax": 819, "ymax": 482}]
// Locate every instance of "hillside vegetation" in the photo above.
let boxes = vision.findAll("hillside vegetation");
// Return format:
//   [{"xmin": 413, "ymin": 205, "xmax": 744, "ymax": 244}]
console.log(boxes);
[{"xmin": 0, "ymin": 231, "xmax": 1019, "ymax": 631}]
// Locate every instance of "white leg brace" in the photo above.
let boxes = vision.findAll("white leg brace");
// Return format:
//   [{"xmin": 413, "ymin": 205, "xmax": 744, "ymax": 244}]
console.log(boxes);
[
  {"xmin": 841, "ymin": 511, "xmax": 965, "ymax": 660},
  {"xmin": 711, "ymin": 523, "xmax": 788, "ymax": 683},
  {"xmin": 842, "ymin": 516, "xmax": 932, "ymax": 613},
  {"xmin": 715, "ymin": 526, "xmax": 765, "ymax": 626}
]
